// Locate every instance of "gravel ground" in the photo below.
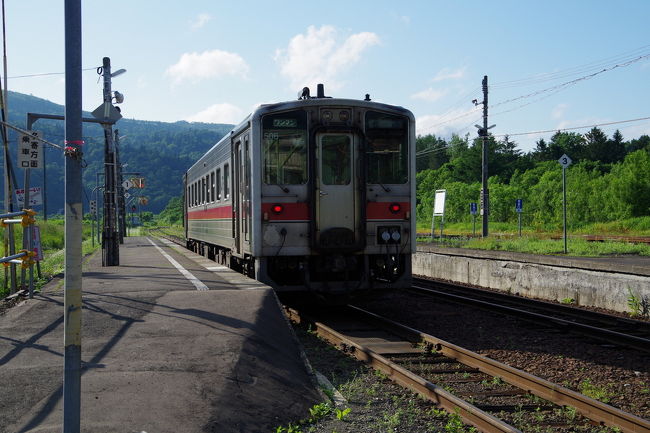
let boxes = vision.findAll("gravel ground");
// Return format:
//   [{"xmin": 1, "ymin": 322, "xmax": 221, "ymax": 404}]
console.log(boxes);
[
  {"xmin": 355, "ymin": 291, "xmax": 649, "ymax": 420},
  {"xmin": 284, "ymin": 290, "xmax": 649, "ymax": 433}
]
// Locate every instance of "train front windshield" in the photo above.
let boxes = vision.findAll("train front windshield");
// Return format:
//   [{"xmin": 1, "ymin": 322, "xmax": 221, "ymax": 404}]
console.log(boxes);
[
  {"xmin": 365, "ymin": 111, "xmax": 409, "ymax": 184},
  {"xmin": 262, "ymin": 110, "xmax": 308, "ymax": 185}
]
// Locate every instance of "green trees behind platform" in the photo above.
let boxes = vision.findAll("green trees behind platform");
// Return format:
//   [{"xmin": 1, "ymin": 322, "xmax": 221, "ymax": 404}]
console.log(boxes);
[{"xmin": 416, "ymin": 128, "xmax": 650, "ymax": 229}]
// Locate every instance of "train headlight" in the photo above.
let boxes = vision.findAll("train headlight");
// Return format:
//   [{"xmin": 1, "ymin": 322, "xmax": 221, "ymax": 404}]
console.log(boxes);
[
  {"xmin": 322, "ymin": 110, "xmax": 333, "ymax": 121},
  {"xmin": 381, "ymin": 231, "xmax": 391, "ymax": 242},
  {"xmin": 272, "ymin": 204, "xmax": 284, "ymax": 214},
  {"xmin": 391, "ymin": 230, "xmax": 401, "ymax": 241},
  {"xmin": 339, "ymin": 110, "xmax": 350, "ymax": 122},
  {"xmin": 389, "ymin": 203, "xmax": 401, "ymax": 214}
]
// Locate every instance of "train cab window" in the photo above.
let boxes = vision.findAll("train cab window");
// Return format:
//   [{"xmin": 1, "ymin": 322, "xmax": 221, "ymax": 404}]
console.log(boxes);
[
  {"xmin": 224, "ymin": 164, "xmax": 230, "ymax": 198},
  {"xmin": 216, "ymin": 168, "xmax": 221, "ymax": 200},
  {"xmin": 262, "ymin": 110, "xmax": 308, "ymax": 185},
  {"xmin": 365, "ymin": 111, "xmax": 409, "ymax": 184}
]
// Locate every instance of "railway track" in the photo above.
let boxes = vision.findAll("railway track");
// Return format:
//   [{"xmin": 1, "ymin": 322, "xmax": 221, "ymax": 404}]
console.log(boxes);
[
  {"xmin": 415, "ymin": 233, "xmax": 650, "ymax": 244},
  {"xmin": 286, "ymin": 305, "xmax": 650, "ymax": 433},
  {"xmin": 411, "ymin": 278, "xmax": 650, "ymax": 354},
  {"xmin": 147, "ymin": 227, "xmax": 185, "ymax": 246}
]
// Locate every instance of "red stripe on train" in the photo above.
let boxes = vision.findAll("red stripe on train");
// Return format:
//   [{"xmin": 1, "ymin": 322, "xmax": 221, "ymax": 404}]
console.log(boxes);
[
  {"xmin": 188, "ymin": 201, "xmax": 409, "ymax": 221},
  {"xmin": 366, "ymin": 201, "xmax": 410, "ymax": 220},
  {"xmin": 187, "ymin": 205, "xmax": 232, "ymax": 220},
  {"xmin": 261, "ymin": 203, "xmax": 309, "ymax": 221}
]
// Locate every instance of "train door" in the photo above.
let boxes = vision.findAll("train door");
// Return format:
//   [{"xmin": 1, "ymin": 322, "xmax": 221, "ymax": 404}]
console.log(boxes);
[
  {"xmin": 316, "ymin": 133, "xmax": 357, "ymax": 232},
  {"xmin": 233, "ymin": 140, "xmax": 242, "ymax": 255}
]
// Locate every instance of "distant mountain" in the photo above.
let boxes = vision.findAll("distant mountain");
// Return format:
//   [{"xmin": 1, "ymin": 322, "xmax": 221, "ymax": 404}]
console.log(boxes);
[{"xmin": 1, "ymin": 91, "xmax": 234, "ymax": 215}]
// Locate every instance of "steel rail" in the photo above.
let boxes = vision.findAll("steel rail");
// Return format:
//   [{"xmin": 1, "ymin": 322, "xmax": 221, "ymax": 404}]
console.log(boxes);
[
  {"xmin": 414, "ymin": 277, "xmax": 646, "ymax": 328},
  {"xmin": 347, "ymin": 305, "xmax": 650, "ymax": 433},
  {"xmin": 409, "ymin": 282, "xmax": 650, "ymax": 354},
  {"xmin": 285, "ymin": 307, "xmax": 523, "ymax": 433}
]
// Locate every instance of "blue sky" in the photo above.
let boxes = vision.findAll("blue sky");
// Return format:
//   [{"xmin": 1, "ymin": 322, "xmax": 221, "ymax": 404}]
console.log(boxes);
[{"xmin": 5, "ymin": 0, "xmax": 650, "ymax": 152}]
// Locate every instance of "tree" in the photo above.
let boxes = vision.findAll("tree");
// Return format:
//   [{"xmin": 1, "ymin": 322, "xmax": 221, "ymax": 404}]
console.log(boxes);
[
  {"xmin": 548, "ymin": 131, "xmax": 587, "ymax": 161},
  {"xmin": 416, "ymin": 134, "xmax": 449, "ymax": 172},
  {"xmin": 584, "ymin": 127, "xmax": 609, "ymax": 162}
]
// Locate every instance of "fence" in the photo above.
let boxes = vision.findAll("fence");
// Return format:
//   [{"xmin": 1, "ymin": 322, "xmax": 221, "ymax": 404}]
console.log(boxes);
[{"xmin": 1, "ymin": 209, "xmax": 38, "ymax": 298}]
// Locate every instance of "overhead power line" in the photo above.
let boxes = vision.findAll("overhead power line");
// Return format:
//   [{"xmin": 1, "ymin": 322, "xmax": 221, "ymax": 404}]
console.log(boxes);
[
  {"xmin": 495, "ymin": 116, "xmax": 650, "ymax": 138},
  {"xmin": 491, "ymin": 44, "xmax": 650, "ymax": 89},
  {"xmin": 8, "ymin": 67, "xmax": 97, "ymax": 79},
  {"xmin": 490, "ymin": 52, "xmax": 650, "ymax": 110}
]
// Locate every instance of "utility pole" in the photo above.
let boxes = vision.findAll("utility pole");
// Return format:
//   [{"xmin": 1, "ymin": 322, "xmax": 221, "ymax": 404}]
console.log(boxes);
[
  {"xmin": 114, "ymin": 130, "xmax": 126, "ymax": 243},
  {"xmin": 474, "ymin": 76, "xmax": 494, "ymax": 238},
  {"xmin": 100, "ymin": 57, "xmax": 120, "ymax": 266},
  {"xmin": 481, "ymin": 76, "xmax": 489, "ymax": 237},
  {"xmin": 63, "ymin": 0, "xmax": 83, "ymax": 431}
]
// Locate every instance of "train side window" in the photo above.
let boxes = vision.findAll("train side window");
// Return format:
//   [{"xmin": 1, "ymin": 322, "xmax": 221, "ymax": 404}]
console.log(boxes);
[
  {"xmin": 210, "ymin": 171, "xmax": 215, "ymax": 203},
  {"xmin": 224, "ymin": 163, "xmax": 230, "ymax": 198},
  {"xmin": 216, "ymin": 168, "xmax": 221, "ymax": 200},
  {"xmin": 187, "ymin": 186, "xmax": 191, "ymax": 208}
]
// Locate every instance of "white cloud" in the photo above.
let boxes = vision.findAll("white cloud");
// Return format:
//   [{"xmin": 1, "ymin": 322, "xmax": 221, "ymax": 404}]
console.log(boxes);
[
  {"xmin": 551, "ymin": 103, "xmax": 568, "ymax": 120},
  {"xmin": 186, "ymin": 103, "xmax": 244, "ymax": 124},
  {"xmin": 431, "ymin": 67, "xmax": 466, "ymax": 82},
  {"xmin": 275, "ymin": 25, "xmax": 380, "ymax": 91},
  {"xmin": 190, "ymin": 13, "xmax": 212, "ymax": 30},
  {"xmin": 411, "ymin": 87, "xmax": 447, "ymax": 102},
  {"xmin": 165, "ymin": 49, "xmax": 249, "ymax": 84}
]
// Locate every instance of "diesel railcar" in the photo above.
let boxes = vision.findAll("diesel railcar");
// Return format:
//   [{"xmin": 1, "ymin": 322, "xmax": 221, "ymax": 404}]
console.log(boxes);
[{"xmin": 184, "ymin": 85, "xmax": 415, "ymax": 293}]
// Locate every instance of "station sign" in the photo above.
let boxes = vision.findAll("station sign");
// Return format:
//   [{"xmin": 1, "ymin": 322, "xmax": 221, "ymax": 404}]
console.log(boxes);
[
  {"xmin": 16, "ymin": 187, "xmax": 42, "ymax": 207},
  {"xmin": 515, "ymin": 198, "xmax": 523, "ymax": 213},
  {"xmin": 469, "ymin": 202, "xmax": 478, "ymax": 215},
  {"xmin": 17, "ymin": 131, "xmax": 43, "ymax": 169}
]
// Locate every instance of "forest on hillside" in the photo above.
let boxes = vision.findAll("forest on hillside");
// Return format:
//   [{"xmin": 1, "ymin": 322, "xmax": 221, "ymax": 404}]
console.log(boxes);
[
  {"xmin": 416, "ymin": 128, "xmax": 650, "ymax": 229},
  {"xmin": 2, "ymin": 91, "xmax": 233, "ymax": 214}
]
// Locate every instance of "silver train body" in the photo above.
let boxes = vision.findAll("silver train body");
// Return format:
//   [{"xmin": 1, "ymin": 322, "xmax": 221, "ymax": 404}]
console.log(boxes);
[{"xmin": 184, "ymin": 88, "xmax": 415, "ymax": 293}]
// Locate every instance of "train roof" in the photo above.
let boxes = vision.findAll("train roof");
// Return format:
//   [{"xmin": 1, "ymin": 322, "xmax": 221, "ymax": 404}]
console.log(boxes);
[{"xmin": 186, "ymin": 94, "xmax": 414, "ymax": 175}]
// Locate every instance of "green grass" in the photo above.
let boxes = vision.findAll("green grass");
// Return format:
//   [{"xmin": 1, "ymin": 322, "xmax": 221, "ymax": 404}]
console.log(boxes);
[
  {"xmin": 1, "ymin": 219, "xmax": 99, "ymax": 298},
  {"xmin": 418, "ymin": 217, "xmax": 650, "ymax": 257}
]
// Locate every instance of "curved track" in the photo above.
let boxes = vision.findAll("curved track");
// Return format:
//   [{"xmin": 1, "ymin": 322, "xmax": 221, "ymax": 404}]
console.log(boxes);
[{"xmin": 286, "ymin": 305, "xmax": 650, "ymax": 433}]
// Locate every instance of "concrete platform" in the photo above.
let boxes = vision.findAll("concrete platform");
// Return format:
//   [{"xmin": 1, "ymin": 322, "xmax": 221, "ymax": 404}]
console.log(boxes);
[
  {"xmin": 415, "ymin": 245, "xmax": 650, "ymax": 313},
  {"xmin": 0, "ymin": 236, "xmax": 320, "ymax": 433}
]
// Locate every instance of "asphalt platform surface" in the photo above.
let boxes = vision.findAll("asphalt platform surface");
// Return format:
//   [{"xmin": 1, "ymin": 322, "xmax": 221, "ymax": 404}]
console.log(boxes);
[{"xmin": 0, "ymin": 236, "xmax": 320, "ymax": 433}]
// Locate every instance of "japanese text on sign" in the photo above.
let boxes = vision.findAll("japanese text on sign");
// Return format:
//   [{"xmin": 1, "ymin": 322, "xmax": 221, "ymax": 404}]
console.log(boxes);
[{"xmin": 17, "ymin": 131, "xmax": 43, "ymax": 169}]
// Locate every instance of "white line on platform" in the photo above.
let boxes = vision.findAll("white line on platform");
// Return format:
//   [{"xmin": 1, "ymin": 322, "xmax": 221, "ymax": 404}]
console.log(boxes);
[{"xmin": 146, "ymin": 237, "xmax": 209, "ymax": 291}]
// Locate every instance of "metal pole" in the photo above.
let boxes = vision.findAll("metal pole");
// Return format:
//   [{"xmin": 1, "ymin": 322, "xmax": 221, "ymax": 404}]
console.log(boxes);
[
  {"xmin": 43, "ymin": 146, "xmax": 47, "ymax": 220},
  {"xmin": 101, "ymin": 57, "xmax": 119, "ymax": 266},
  {"xmin": 481, "ymin": 75, "xmax": 489, "ymax": 237},
  {"xmin": 563, "ymin": 167, "xmax": 568, "ymax": 254},
  {"xmin": 63, "ymin": 1, "xmax": 83, "ymax": 431},
  {"xmin": 114, "ymin": 130, "xmax": 125, "ymax": 243}
]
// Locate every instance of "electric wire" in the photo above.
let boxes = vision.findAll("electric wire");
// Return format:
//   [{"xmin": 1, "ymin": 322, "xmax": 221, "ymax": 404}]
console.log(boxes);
[
  {"xmin": 491, "ymin": 44, "xmax": 650, "ymax": 89},
  {"xmin": 7, "ymin": 67, "xmax": 97, "ymax": 79}
]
